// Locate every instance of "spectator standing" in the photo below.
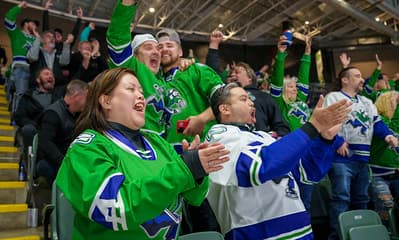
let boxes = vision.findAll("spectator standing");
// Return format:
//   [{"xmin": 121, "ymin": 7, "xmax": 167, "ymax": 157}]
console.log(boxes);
[
  {"xmin": 369, "ymin": 91, "xmax": 399, "ymax": 225},
  {"xmin": 27, "ymin": 29, "xmax": 72, "ymax": 90},
  {"xmin": 324, "ymin": 67, "xmax": 398, "ymax": 240},
  {"xmin": 4, "ymin": 1, "xmax": 38, "ymax": 109},
  {"xmin": 42, "ymin": 0, "xmax": 83, "ymax": 54}
]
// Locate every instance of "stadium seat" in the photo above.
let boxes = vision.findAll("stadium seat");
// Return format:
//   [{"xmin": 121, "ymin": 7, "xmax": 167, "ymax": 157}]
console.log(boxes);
[
  {"xmin": 348, "ymin": 224, "xmax": 389, "ymax": 240},
  {"xmin": 26, "ymin": 133, "xmax": 38, "ymax": 206},
  {"xmin": 389, "ymin": 205, "xmax": 399, "ymax": 240},
  {"xmin": 179, "ymin": 231, "xmax": 224, "ymax": 240},
  {"xmin": 338, "ymin": 209, "xmax": 382, "ymax": 240},
  {"xmin": 43, "ymin": 181, "xmax": 75, "ymax": 240}
]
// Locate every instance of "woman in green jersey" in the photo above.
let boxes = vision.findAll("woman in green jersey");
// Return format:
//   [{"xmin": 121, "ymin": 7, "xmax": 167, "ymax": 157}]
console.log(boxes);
[{"xmin": 56, "ymin": 68, "xmax": 229, "ymax": 240}]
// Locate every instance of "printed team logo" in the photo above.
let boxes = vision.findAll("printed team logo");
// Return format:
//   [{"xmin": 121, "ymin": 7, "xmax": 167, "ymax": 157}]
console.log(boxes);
[
  {"xmin": 346, "ymin": 110, "xmax": 370, "ymax": 136},
  {"xmin": 140, "ymin": 198, "xmax": 182, "ymax": 240},
  {"xmin": 147, "ymin": 84, "xmax": 186, "ymax": 129},
  {"xmin": 285, "ymin": 176, "xmax": 299, "ymax": 199},
  {"xmin": 288, "ymin": 101, "xmax": 310, "ymax": 124},
  {"xmin": 206, "ymin": 126, "xmax": 228, "ymax": 142},
  {"xmin": 71, "ymin": 132, "xmax": 96, "ymax": 145},
  {"xmin": 89, "ymin": 173, "xmax": 127, "ymax": 231},
  {"xmin": 247, "ymin": 91, "xmax": 256, "ymax": 102}
]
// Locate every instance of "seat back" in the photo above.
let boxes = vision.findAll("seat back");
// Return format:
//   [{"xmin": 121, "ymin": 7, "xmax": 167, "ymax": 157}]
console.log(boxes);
[
  {"xmin": 338, "ymin": 209, "xmax": 381, "ymax": 240},
  {"xmin": 389, "ymin": 205, "xmax": 399, "ymax": 238},
  {"xmin": 51, "ymin": 182, "xmax": 75, "ymax": 240},
  {"xmin": 26, "ymin": 133, "xmax": 39, "ymax": 207},
  {"xmin": 179, "ymin": 231, "xmax": 224, "ymax": 240},
  {"xmin": 28, "ymin": 133, "xmax": 39, "ymax": 182},
  {"xmin": 348, "ymin": 224, "xmax": 389, "ymax": 240}
]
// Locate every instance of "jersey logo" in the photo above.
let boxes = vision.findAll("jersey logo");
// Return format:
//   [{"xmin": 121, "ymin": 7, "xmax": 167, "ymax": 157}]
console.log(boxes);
[
  {"xmin": 89, "ymin": 173, "xmax": 127, "ymax": 231},
  {"xmin": 346, "ymin": 110, "xmax": 370, "ymax": 135},
  {"xmin": 285, "ymin": 176, "xmax": 299, "ymax": 199},
  {"xmin": 247, "ymin": 91, "xmax": 256, "ymax": 102},
  {"xmin": 147, "ymin": 85, "xmax": 186, "ymax": 129},
  {"xmin": 140, "ymin": 198, "xmax": 182, "ymax": 240},
  {"xmin": 72, "ymin": 132, "xmax": 96, "ymax": 145},
  {"xmin": 206, "ymin": 126, "xmax": 228, "ymax": 142},
  {"xmin": 288, "ymin": 102, "xmax": 309, "ymax": 124}
]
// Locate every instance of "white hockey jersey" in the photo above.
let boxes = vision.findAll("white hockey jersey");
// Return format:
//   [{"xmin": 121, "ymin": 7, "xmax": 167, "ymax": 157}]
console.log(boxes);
[{"xmin": 206, "ymin": 124, "xmax": 335, "ymax": 240}]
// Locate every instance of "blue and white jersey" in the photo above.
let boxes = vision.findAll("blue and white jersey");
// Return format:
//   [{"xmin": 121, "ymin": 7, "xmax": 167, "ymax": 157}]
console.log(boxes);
[
  {"xmin": 324, "ymin": 91, "xmax": 392, "ymax": 163},
  {"xmin": 206, "ymin": 124, "xmax": 335, "ymax": 240}
]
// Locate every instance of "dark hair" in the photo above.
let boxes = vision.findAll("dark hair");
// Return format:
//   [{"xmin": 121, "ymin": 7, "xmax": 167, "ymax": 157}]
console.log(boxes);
[
  {"xmin": 235, "ymin": 62, "xmax": 257, "ymax": 85},
  {"xmin": 53, "ymin": 28, "xmax": 63, "ymax": 35},
  {"xmin": 210, "ymin": 82, "xmax": 241, "ymax": 123},
  {"xmin": 73, "ymin": 68, "xmax": 137, "ymax": 138},
  {"xmin": 20, "ymin": 18, "xmax": 39, "ymax": 28},
  {"xmin": 336, "ymin": 66, "xmax": 358, "ymax": 89},
  {"xmin": 35, "ymin": 67, "xmax": 52, "ymax": 79}
]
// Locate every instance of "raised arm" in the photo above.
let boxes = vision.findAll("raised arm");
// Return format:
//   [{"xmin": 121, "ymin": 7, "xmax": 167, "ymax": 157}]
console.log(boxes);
[
  {"xmin": 106, "ymin": 0, "xmax": 137, "ymax": 68},
  {"xmin": 206, "ymin": 30, "xmax": 224, "ymax": 75},
  {"xmin": 297, "ymin": 36, "xmax": 311, "ymax": 102}
]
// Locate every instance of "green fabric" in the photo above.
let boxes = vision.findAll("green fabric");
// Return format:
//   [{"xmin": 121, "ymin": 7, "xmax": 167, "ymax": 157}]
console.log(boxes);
[
  {"xmin": 361, "ymin": 68, "xmax": 381, "ymax": 102},
  {"xmin": 5, "ymin": 5, "xmax": 36, "ymax": 64},
  {"xmin": 56, "ymin": 129, "xmax": 208, "ymax": 240},
  {"xmin": 271, "ymin": 51, "xmax": 311, "ymax": 131},
  {"xmin": 163, "ymin": 63, "xmax": 223, "ymax": 145},
  {"xmin": 106, "ymin": 2, "xmax": 166, "ymax": 135},
  {"xmin": 370, "ymin": 107, "xmax": 399, "ymax": 169}
]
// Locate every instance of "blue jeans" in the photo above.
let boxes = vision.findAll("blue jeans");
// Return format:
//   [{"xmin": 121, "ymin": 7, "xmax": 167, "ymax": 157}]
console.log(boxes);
[
  {"xmin": 370, "ymin": 175, "xmax": 399, "ymax": 222},
  {"xmin": 328, "ymin": 162, "xmax": 370, "ymax": 240},
  {"xmin": 9, "ymin": 65, "xmax": 30, "ymax": 112}
]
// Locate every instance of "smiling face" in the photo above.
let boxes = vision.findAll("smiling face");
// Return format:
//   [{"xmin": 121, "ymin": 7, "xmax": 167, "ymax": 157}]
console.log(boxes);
[
  {"xmin": 135, "ymin": 41, "xmax": 161, "ymax": 74},
  {"xmin": 37, "ymin": 68, "xmax": 55, "ymax": 92},
  {"xmin": 220, "ymin": 87, "xmax": 256, "ymax": 125},
  {"xmin": 100, "ymin": 73, "xmax": 146, "ymax": 130},
  {"xmin": 344, "ymin": 68, "xmax": 365, "ymax": 94},
  {"xmin": 158, "ymin": 40, "xmax": 182, "ymax": 71},
  {"xmin": 283, "ymin": 80, "xmax": 298, "ymax": 102},
  {"xmin": 231, "ymin": 66, "xmax": 252, "ymax": 87}
]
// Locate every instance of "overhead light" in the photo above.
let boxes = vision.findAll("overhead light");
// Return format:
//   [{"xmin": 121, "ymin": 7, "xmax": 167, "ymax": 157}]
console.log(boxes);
[
  {"xmin": 375, "ymin": 17, "xmax": 380, "ymax": 22},
  {"xmin": 384, "ymin": 21, "xmax": 387, "ymax": 26},
  {"xmin": 218, "ymin": 24, "xmax": 224, "ymax": 28},
  {"xmin": 305, "ymin": 21, "xmax": 310, "ymax": 25},
  {"xmin": 149, "ymin": 7, "xmax": 155, "ymax": 13}
]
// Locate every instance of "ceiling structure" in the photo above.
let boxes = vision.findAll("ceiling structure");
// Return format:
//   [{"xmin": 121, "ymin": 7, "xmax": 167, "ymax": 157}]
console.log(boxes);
[{"xmin": 7, "ymin": 0, "xmax": 399, "ymax": 48}]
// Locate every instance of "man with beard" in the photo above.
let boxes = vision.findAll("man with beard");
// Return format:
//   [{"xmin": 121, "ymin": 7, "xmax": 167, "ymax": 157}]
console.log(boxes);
[
  {"xmin": 324, "ymin": 67, "xmax": 398, "ymax": 240},
  {"xmin": 14, "ymin": 67, "xmax": 63, "ymax": 160}
]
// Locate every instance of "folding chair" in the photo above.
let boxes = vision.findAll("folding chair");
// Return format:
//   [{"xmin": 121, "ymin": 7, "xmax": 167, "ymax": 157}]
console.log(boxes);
[
  {"xmin": 338, "ymin": 209, "xmax": 382, "ymax": 240},
  {"xmin": 348, "ymin": 224, "xmax": 389, "ymax": 240},
  {"xmin": 179, "ymin": 231, "xmax": 224, "ymax": 240}
]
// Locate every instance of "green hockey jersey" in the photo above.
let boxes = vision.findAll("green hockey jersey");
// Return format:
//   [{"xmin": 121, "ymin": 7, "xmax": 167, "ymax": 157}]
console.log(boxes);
[
  {"xmin": 161, "ymin": 64, "xmax": 224, "ymax": 152},
  {"xmin": 4, "ymin": 5, "xmax": 36, "ymax": 66},
  {"xmin": 56, "ymin": 129, "xmax": 208, "ymax": 240},
  {"xmin": 270, "ymin": 51, "xmax": 311, "ymax": 131},
  {"xmin": 106, "ymin": 2, "xmax": 167, "ymax": 136}
]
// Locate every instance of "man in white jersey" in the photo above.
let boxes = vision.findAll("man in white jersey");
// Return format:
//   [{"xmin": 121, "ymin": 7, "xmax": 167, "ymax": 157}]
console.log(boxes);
[
  {"xmin": 324, "ymin": 66, "xmax": 398, "ymax": 240},
  {"xmin": 206, "ymin": 82, "xmax": 352, "ymax": 240}
]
